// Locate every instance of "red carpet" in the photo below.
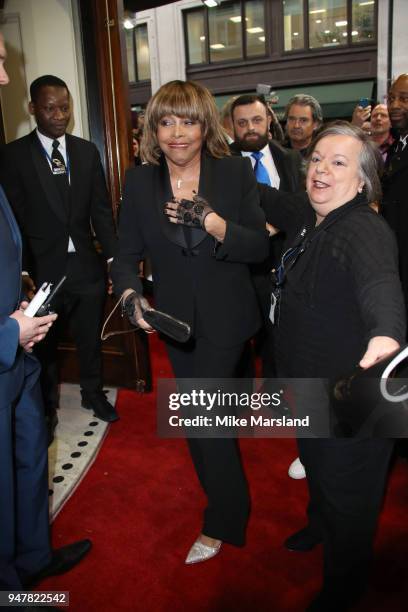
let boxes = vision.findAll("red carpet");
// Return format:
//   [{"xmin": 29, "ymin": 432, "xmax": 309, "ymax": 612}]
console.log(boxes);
[{"xmin": 41, "ymin": 334, "xmax": 407, "ymax": 611}]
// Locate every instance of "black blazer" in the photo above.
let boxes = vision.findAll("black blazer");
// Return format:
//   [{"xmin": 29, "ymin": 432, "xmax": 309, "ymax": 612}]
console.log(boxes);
[
  {"xmin": 111, "ymin": 153, "xmax": 269, "ymax": 347},
  {"xmin": 382, "ymin": 142, "xmax": 408, "ymax": 307},
  {"xmin": 229, "ymin": 140, "xmax": 304, "ymax": 320},
  {"xmin": 0, "ymin": 130, "xmax": 117, "ymax": 284},
  {"xmin": 229, "ymin": 140, "xmax": 303, "ymax": 193}
]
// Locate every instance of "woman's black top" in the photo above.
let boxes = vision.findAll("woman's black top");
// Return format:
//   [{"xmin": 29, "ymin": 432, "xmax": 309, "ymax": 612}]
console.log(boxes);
[{"xmin": 261, "ymin": 190, "xmax": 406, "ymax": 379}]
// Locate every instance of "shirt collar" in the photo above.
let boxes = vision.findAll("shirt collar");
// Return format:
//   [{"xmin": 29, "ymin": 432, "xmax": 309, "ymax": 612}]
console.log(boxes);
[
  {"xmin": 241, "ymin": 143, "xmax": 270, "ymax": 158},
  {"xmin": 36, "ymin": 128, "xmax": 66, "ymax": 151}
]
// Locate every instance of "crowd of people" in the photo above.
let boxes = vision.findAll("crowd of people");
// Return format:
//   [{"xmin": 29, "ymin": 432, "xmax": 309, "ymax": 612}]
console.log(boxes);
[{"xmin": 1, "ymin": 24, "xmax": 407, "ymax": 611}]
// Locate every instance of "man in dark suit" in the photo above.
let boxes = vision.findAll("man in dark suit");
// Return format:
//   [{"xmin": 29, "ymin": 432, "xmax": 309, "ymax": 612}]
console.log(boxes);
[
  {"xmin": 229, "ymin": 94, "xmax": 303, "ymax": 378},
  {"xmin": 0, "ymin": 33, "xmax": 91, "ymax": 596},
  {"xmin": 381, "ymin": 73, "xmax": 408, "ymax": 460},
  {"xmin": 382, "ymin": 74, "xmax": 408, "ymax": 316},
  {"xmin": 0, "ymin": 74, "xmax": 118, "ymax": 439}
]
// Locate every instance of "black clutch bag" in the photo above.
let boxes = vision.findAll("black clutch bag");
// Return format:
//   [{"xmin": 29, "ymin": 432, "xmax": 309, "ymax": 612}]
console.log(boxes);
[{"xmin": 143, "ymin": 308, "xmax": 191, "ymax": 343}]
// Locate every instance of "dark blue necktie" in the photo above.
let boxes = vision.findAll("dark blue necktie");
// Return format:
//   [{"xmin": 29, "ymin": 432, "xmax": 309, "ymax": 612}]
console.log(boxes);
[{"xmin": 251, "ymin": 151, "xmax": 271, "ymax": 186}]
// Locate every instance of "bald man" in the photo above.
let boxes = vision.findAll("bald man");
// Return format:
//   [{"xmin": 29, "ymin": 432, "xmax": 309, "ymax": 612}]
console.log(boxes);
[
  {"xmin": 382, "ymin": 74, "xmax": 408, "ymax": 320},
  {"xmin": 370, "ymin": 103, "xmax": 394, "ymax": 159}
]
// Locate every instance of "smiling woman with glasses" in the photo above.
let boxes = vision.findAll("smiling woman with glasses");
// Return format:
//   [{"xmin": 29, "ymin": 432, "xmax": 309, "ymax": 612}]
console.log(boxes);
[{"xmin": 260, "ymin": 121, "xmax": 405, "ymax": 610}]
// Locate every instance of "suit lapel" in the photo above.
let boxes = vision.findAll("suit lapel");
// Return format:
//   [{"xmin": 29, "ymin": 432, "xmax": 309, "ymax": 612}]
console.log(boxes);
[
  {"xmin": 0, "ymin": 185, "xmax": 22, "ymax": 255},
  {"xmin": 65, "ymin": 134, "xmax": 80, "ymax": 214},
  {"xmin": 268, "ymin": 141, "xmax": 288, "ymax": 190},
  {"xmin": 387, "ymin": 143, "xmax": 408, "ymax": 177},
  {"xmin": 155, "ymin": 156, "xmax": 187, "ymax": 248},
  {"xmin": 29, "ymin": 131, "xmax": 68, "ymax": 224},
  {"xmin": 190, "ymin": 152, "xmax": 212, "ymax": 248}
]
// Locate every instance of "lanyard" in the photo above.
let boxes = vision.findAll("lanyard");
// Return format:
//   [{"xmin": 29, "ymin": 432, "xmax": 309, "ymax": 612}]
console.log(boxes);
[{"xmin": 40, "ymin": 141, "xmax": 71, "ymax": 182}]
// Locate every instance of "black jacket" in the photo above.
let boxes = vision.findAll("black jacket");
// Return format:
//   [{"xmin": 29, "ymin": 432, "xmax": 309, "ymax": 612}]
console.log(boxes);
[
  {"xmin": 0, "ymin": 130, "xmax": 117, "ymax": 284},
  {"xmin": 111, "ymin": 153, "xmax": 269, "ymax": 347},
  {"xmin": 229, "ymin": 140, "xmax": 303, "ymax": 192},
  {"xmin": 382, "ymin": 139, "xmax": 408, "ymax": 312},
  {"xmin": 261, "ymin": 190, "xmax": 406, "ymax": 378}
]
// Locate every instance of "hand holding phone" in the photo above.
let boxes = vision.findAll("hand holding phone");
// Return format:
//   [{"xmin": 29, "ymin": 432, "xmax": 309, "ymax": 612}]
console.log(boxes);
[{"xmin": 24, "ymin": 276, "xmax": 66, "ymax": 317}]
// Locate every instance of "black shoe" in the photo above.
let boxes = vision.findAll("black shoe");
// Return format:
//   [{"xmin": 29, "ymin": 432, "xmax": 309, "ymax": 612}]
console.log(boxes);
[
  {"xmin": 81, "ymin": 391, "xmax": 119, "ymax": 422},
  {"xmin": 45, "ymin": 412, "xmax": 59, "ymax": 447},
  {"xmin": 23, "ymin": 539, "xmax": 92, "ymax": 587},
  {"xmin": 284, "ymin": 527, "xmax": 322, "ymax": 552}
]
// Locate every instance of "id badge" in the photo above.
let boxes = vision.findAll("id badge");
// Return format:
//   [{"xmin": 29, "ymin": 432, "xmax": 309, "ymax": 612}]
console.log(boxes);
[{"xmin": 52, "ymin": 166, "xmax": 66, "ymax": 175}]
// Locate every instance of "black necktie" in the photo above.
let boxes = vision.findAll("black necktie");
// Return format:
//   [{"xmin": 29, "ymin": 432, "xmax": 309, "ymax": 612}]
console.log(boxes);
[
  {"xmin": 52, "ymin": 140, "xmax": 68, "ymax": 178},
  {"xmin": 51, "ymin": 139, "xmax": 70, "ymax": 212}
]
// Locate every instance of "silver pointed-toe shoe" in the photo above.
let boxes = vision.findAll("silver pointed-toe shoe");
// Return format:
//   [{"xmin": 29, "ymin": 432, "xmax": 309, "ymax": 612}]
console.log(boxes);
[{"xmin": 185, "ymin": 539, "xmax": 222, "ymax": 565}]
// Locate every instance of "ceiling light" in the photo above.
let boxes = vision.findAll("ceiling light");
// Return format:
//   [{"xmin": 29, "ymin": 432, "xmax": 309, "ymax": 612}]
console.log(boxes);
[
  {"xmin": 247, "ymin": 27, "xmax": 264, "ymax": 34},
  {"xmin": 316, "ymin": 19, "xmax": 322, "ymax": 24},
  {"xmin": 359, "ymin": 1, "xmax": 374, "ymax": 5},
  {"xmin": 351, "ymin": 30, "xmax": 359, "ymax": 36},
  {"xmin": 335, "ymin": 20, "xmax": 348, "ymax": 27},
  {"xmin": 210, "ymin": 43, "xmax": 225, "ymax": 49},
  {"xmin": 342, "ymin": 32, "xmax": 347, "ymax": 37},
  {"xmin": 203, "ymin": 0, "xmax": 218, "ymax": 7},
  {"xmin": 293, "ymin": 32, "xmax": 299, "ymax": 36},
  {"xmin": 259, "ymin": 36, "xmax": 265, "ymax": 42},
  {"xmin": 200, "ymin": 36, "xmax": 206, "ymax": 41},
  {"xmin": 230, "ymin": 16, "xmax": 241, "ymax": 23},
  {"xmin": 332, "ymin": 38, "xmax": 337, "ymax": 42},
  {"xmin": 309, "ymin": 9, "xmax": 326, "ymax": 14},
  {"xmin": 324, "ymin": 30, "xmax": 330, "ymax": 34}
]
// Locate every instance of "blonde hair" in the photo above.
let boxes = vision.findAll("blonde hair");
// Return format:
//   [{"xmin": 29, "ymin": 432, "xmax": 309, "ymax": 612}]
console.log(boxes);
[{"xmin": 141, "ymin": 80, "xmax": 230, "ymax": 164}]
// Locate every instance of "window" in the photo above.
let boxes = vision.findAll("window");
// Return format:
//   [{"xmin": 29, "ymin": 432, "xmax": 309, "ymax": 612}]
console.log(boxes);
[
  {"xmin": 283, "ymin": 0, "xmax": 304, "ymax": 51},
  {"xmin": 283, "ymin": 0, "xmax": 376, "ymax": 52},
  {"xmin": 184, "ymin": 0, "xmax": 266, "ymax": 66},
  {"xmin": 208, "ymin": 1, "xmax": 243, "ymax": 63},
  {"xmin": 246, "ymin": 0, "xmax": 266, "ymax": 57},
  {"xmin": 126, "ymin": 23, "xmax": 151, "ymax": 83},
  {"xmin": 185, "ymin": 10, "xmax": 206, "ymax": 64},
  {"xmin": 309, "ymin": 0, "xmax": 348, "ymax": 49},
  {"xmin": 351, "ymin": 0, "xmax": 376, "ymax": 44}
]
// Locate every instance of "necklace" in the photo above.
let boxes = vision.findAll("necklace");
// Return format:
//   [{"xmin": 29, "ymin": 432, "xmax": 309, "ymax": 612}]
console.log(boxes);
[{"xmin": 170, "ymin": 168, "xmax": 199, "ymax": 190}]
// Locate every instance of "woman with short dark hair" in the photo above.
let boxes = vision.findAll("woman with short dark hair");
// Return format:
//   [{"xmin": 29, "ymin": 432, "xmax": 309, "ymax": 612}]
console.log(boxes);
[{"xmin": 112, "ymin": 80, "xmax": 268, "ymax": 564}]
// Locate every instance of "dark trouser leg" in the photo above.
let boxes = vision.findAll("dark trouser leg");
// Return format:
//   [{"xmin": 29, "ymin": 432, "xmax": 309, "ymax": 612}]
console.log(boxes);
[
  {"xmin": 34, "ymin": 316, "xmax": 61, "ymax": 418},
  {"xmin": 14, "ymin": 357, "xmax": 51, "ymax": 580},
  {"xmin": 0, "ymin": 398, "xmax": 20, "ymax": 589},
  {"xmin": 166, "ymin": 337, "xmax": 250, "ymax": 546},
  {"xmin": 298, "ymin": 437, "xmax": 394, "ymax": 601},
  {"xmin": 65, "ymin": 277, "xmax": 106, "ymax": 395}
]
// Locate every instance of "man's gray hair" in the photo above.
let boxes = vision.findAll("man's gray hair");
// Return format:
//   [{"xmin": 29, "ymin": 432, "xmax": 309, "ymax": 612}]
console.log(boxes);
[
  {"xmin": 284, "ymin": 94, "xmax": 323, "ymax": 125},
  {"xmin": 307, "ymin": 121, "xmax": 383, "ymax": 203}
]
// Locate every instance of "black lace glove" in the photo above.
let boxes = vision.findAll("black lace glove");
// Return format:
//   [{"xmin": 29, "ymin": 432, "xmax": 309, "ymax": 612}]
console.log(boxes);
[
  {"xmin": 166, "ymin": 194, "xmax": 214, "ymax": 229},
  {"xmin": 122, "ymin": 291, "xmax": 151, "ymax": 327}
]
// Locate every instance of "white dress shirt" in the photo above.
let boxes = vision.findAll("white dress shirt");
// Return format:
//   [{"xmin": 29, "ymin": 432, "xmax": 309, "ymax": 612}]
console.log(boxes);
[
  {"xmin": 36, "ymin": 129, "xmax": 76, "ymax": 253},
  {"xmin": 241, "ymin": 143, "xmax": 281, "ymax": 189}
]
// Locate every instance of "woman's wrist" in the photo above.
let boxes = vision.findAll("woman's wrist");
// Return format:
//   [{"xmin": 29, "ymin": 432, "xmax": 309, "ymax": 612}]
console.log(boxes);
[{"xmin": 204, "ymin": 212, "xmax": 226, "ymax": 242}]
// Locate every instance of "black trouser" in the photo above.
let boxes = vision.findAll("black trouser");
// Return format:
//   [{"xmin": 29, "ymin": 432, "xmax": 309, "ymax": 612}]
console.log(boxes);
[
  {"xmin": 298, "ymin": 437, "xmax": 394, "ymax": 599},
  {"xmin": 166, "ymin": 335, "xmax": 250, "ymax": 546},
  {"xmin": 35, "ymin": 255, "xmax": 106, "ymax": 416}
]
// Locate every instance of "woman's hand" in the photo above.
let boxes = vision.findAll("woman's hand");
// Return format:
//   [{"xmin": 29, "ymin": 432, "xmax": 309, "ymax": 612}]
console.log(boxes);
[
  {"xmin": 164, "ymin": 195, "xmax": 226, "ymax": 242},
  {"xmin": 359, "ymin": 336, "xmax": 400, "ymax": 369},
  {"xmin": 121, "ymin": 289, "xmax": 154, "ymax": 332}
]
